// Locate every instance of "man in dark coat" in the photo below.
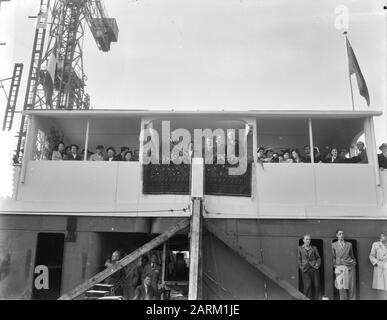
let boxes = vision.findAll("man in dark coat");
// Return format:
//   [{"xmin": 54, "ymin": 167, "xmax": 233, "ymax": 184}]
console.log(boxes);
[
  {"xmin": 142, "ymin": 254, "xmax": 162, "ymax": 298},
  {"xmin": 114, "ymin": 146, "xmax": 129, "ymax": 161},
  {"xmin": 133, "ymin": 274, "xmax": 165, "ymax": 300},
  {"xmin": 64, "ymin": 144, "xmax": 82, "ymax": 160},
  {"xmin": 297, "ymin": 234, "xmax": 322, "ymax": 300}
]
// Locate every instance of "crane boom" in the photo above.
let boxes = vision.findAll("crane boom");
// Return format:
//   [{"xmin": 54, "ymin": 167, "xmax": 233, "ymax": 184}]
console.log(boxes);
[{"xmin": 83, "ymin": 0, "xmax": 118, "ymax": 52}]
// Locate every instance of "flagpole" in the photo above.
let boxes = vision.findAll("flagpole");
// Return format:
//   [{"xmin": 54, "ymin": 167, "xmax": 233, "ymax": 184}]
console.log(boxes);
[{"xmin": 344, "ymin": 32, "xmax": 355, "ymax": 111}]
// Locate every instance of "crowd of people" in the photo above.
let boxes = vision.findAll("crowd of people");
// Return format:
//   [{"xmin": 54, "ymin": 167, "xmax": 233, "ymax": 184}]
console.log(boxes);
[
  {"xmin": 51, "ymin": 143, "xmax": 139, "ymax": 162},
  {"xmin": 257, "ymin": 142, "xmax": 387, "ymax": 169},
  {"xmin": 257, "ymin": 142, "xmax": 369, "ymax": 164},
  {"xmin": 298, "ymin": 230, "xmax": 387, "ymax": 300},
  {"xmin": 103, "ymin": 251, "xmax": 167, "ymax": 300},
  {"xmin": 50, "ymin": 140, "xmax": 387, "ymax": 170}
]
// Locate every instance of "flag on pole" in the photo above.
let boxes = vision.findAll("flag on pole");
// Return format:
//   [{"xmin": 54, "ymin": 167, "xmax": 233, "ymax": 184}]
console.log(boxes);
[
  {"xmin": 44, "ymin": 53, "xmax": 58, "ymax": 107},
  {"xmin": 345, "ymin": 36, "xmax": 370, "ymax": 106}
]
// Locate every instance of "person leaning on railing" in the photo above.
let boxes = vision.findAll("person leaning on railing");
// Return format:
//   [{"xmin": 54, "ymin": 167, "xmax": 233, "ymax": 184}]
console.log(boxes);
[
  {"xmin": 124, "ymin": 150, "xmax": 134, "ymax": 161},
  {"xmin": 52, "ymin": 142, "xmax": 65, "ymax": 160},
  {"xmin": 89, "ymin": 145, "xmax": 105, "ymax": 161},
  {"xmin": 64, "ymin": 144, "xmax": 82, "ymax": 161},
  {"xmin": 279, "ymin": 150, "xmax": 293, "ymax": 163},
  {"xmin": 322, "ymin": 148, "xmax": 345, "ymax": 163},
  {"xmin": 115, "ymin": 146, "xmax": 130, "ymax": 161},
  {"xmin": 378, "ymin": 143, "xmax": 387, "ymax": 170},
  {"xmin": 351, "ymin": 141, "xmax": 368, "ymax": 164},
  {"xmin": 105, "ymin": 147, "xmax": 118, "ymax": 161}
]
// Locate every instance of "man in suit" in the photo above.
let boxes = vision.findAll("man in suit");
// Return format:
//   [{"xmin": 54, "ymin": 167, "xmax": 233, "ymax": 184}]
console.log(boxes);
[
  {"xmin": 297, "ymin": 234, "xmax": 322, "ymax": 300},
  {"xmin": 114, "ymin": 146, "xmax": 129, "ymax": 161},
  {"xmin": 64, "ymin": 144, "xmax": 82, "ymax": 160},
  {"xmin": 142, "ymin": 254, "xmax": 162, "ymax": 299},
  {"xmin": 133, "ymin": 274, "xmax": 165, "ymax": 300},
  {"xmin": 324, "ymin": 148, "xmax": 344, "ymax": 163},
  {"xmin": 332, "ymin": 229, "xmax": 357, "ymax": 300},
  {"xmin": 133, "ymin": 275, "xmax": 156, "ymax": 300},
  {"xmin": 105, "ymin": 147, "xmax": 118, "ymax": 161}
]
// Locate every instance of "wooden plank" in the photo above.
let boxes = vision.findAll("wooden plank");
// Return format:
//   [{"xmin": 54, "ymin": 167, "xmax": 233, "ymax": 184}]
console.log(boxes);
[
  {"xmin": 85, "ymin": 290, "xmax": 109, "ymax": 295},
  {"xmin": 94, "ymin": 283, "xmax": 114, "ymax": 288},
  {"xmin": 188, "ymin": 199, "xmax": 202, "ymax": 300},
  {"xmin": 204, "ymin": 220, "xmax": 308, "ymax": 300},
  {"xmin": 58, "ymin": 218, "xmax": 190, "ymax": 300}
]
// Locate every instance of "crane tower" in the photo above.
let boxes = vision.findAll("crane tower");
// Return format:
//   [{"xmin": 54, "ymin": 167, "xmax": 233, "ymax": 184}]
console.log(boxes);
[{"xmin": 13, "ymin": 0, "xmax": 118, "ymax": 162}]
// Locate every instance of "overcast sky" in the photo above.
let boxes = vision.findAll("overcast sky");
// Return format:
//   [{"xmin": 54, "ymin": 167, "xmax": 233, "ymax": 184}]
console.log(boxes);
[{"xmin": 0, "ymin": 0, "xmax": 386, "ymax": 195}]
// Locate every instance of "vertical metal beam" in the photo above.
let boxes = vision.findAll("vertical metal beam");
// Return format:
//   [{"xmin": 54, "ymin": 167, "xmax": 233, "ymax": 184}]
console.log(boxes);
[
  {"xmin": 252, "ymin": 118, "xmax": 258, "ymax": 165},
  {"xmin": 188, "ymin": 198, "xmax": 202, "ymax": 300},
  {"xmin": 83, "ymin": 119, "xmax": 90, "ymax": 161},
  {"xmin": 308, "ymin": 118, "xmax": 314, "ymax": 163}
]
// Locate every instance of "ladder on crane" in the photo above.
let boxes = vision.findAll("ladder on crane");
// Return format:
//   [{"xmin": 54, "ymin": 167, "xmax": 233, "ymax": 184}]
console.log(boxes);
[
  {"xmin": 2, "ymin": 63, "xmax": 24, "ymax": 131},
  {"xmin": 15, "ymin": 0, "xmax": 50, "ymax": 162}
]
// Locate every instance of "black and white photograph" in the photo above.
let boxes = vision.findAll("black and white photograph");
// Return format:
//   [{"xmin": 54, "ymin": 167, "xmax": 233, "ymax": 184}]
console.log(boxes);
[{"xmin": 0, "ymin": 0, "xmax": 386, "ymax": 306}]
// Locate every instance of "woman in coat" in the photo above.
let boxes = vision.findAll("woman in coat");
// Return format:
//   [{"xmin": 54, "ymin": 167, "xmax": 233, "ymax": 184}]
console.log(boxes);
[
  {"xmin": 369, "ymin": 232, "xmax": 387, "ymax": 292},
  {"xmin": 52, "ymin": 142, "xmax": 65, "ymax": 160}
]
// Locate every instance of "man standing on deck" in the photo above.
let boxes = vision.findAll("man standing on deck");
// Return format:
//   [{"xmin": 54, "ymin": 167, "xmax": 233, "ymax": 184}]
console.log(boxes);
[
  {"xmin": 332, "ymin": 229, "xmax": 357, "ymax": 300},
  {"xmin": 297, "ymin": 234, "xmax": 322, "ymax": 300}
]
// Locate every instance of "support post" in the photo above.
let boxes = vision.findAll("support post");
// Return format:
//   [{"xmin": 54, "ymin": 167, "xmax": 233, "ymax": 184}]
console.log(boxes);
[
  {"xmin": 188, "ymin": 198, "xmax": 203, "ymax": 300},
  {"xmin": 308, "ymin": 118, "xmax": 314, "ymax": 163},
  {"xmin": 84, "ymin": 119, "xmax": 90, "ymax": 161}
]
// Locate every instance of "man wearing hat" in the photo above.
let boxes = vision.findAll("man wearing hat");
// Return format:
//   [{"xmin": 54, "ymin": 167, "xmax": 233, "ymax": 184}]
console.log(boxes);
[{"xmin": 378, "ymin": 143, "xmax": 387, "ymax": 170}]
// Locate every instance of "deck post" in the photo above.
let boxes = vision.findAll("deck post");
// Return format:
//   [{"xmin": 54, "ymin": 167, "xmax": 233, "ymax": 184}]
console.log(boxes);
[
  {"xmin": 188, "ymin": 198, "xmax": 203, "ymax": 300},
  {"xmin": 188, "ymin": 157, "xmax": 204, "ymax": 300},
  {"xmin": 83, "ymin": 119, "xmax": 90, "ymax": 161}
]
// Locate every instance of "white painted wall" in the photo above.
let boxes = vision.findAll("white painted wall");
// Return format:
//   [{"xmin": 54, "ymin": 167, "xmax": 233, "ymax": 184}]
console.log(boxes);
[{"xmin": 3, "ymin": 161, "xmax": 386, "ymax": 219}]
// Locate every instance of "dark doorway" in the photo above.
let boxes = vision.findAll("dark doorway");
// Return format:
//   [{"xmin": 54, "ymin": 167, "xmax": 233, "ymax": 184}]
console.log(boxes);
[
  {"xmin": 331, "ymin": 239, "xmax": 359, "ymax": 300},
  {"xmin": 31, "ymin": 233, "xmax": 65, "ymax": 300},
  {"xmin": 298, "ymin": 238, "xmax": 324, "ymax": 299},
  {"xmin": 161, "ymin": 234, "xmax": 189, "ymax": 282}
]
